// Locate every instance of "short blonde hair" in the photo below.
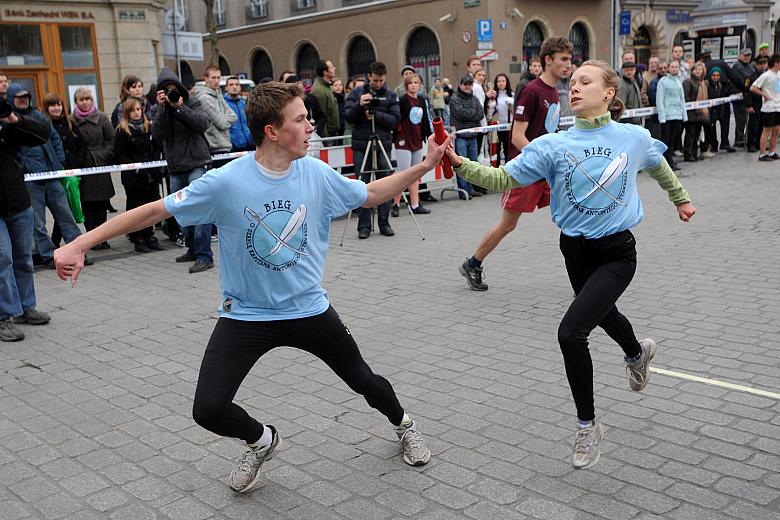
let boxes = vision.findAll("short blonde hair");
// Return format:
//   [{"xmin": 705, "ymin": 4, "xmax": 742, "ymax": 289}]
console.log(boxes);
[{"xmin": 73, "ymin": 87, "xmax": 93, "ymax": 104}]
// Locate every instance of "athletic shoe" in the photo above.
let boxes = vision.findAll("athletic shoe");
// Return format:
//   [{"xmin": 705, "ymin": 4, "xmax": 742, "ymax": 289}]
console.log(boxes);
[
  {"xmin": 572, "ymin": 421, "xmax": 605, "ymax": 469},
  {"xmin": 411, "ymin": 205, "xmax": 431, "ymax": 215},
  {"xmin": 134, "ymin": 242, "xmax": 152, "ymax": 253},
  {"xmin": 14, "ymin": 308, "xmax": 51, "ymax": 326},
  {"xmin": 673, "ymin": 150, "xmax": 684, "ymax": 157},
  {"xmin": 770, "ymin": 153, "xmax": 780, "ymax": 160},
  {"xmin": 175, "ymin": 233, "xmax": 187, "ymax": 247},
  {"xmin": 0, "ymin": 319, "xmax": 24, "ymax": 342},
  {"xmin": 701, "ymin": 151, "xmax": 716, "ymax": 158},
  {"xmin": 626, "ymin": 338, "xmax": 656, "ymax": 392},
  {"xmin": 759, "ymin": 154, "xmax": 773, "ymax": 162},
  {"xmin": 228, "ymin": 425, "xmax": 280, "ymax": 493},
  {"xmin": 460, "ymin": 259, "xmax": 488, "ymax": 291},
  {"xmin": 391, "ymin": 204, "xmax": 400, "ymax": 217},
  {"xmin": 397, "ymin": 422, "xmax": 431, "ymax": 466}
]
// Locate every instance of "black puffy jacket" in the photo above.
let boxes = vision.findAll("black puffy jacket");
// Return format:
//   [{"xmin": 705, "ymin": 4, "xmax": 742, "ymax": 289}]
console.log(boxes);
[
  {"xmin": 344, "ymin": 84, "xmax": 400, "ymax": 151},
  {"xmin": 0, "ymin": 115, "xmax": 50, "ymax": 217}
]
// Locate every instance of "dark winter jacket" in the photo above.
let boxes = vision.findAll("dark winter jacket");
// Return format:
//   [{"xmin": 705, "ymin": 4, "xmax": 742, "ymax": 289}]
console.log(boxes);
[
  {"xmin": 114, "ymin": 124, "xmax": 163, "ymax": 188},
  {"xmin": 305, "ymin": 93, "xmax": 327, "ymax": 136},
  {"xmin": 449, "ymin": 87, "xmax": 484, "ymax": 136},
  {"xmin": 707, "ymin": 74, "xmax": 734, "ymax": 122},
  {"xmin": 344, "ymin": 84, "xmax": 400, "ymax": 151},
  {"xmin": 51, "ymin": 117, "xmax": 86, "ymax": 169},
  {"xmin": 0, "ymin": 114, "xmax": 50, "ymax": 217},
  {"xmin": 223, "ymin": 94, "xmax": 253, "ymax": 151},
  {"xmin": 731, "ymin": 60, "xmax": 755, "ymax": 97},
  {"xmin": 616, "ymin": 75, "xmax": 643, "ymax": 125},
  {"xmin": 748, "ymin": 67, "xmax": 765, "ymax": 110},
  {"xmin": 72, "ymin": 109, "xmax": 115, "ymax": 201},
  {"xmin": 704, "ymin": 59, "xmax": 744, "ymax": 94},
  {"xmin": 151, "ymin": 68, "xmax": 211, "ymax": 174},
  {"xmin": 8, "ymin": 83, "xmax": 65, "ymax": 175},
  {"xmin": 683, "ymin": 76, "xmax": 709, "ymax": 123}
]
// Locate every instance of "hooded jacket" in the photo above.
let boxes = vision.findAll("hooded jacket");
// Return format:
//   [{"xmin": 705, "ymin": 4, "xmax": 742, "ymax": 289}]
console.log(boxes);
[
  {"xmin": 0, "ymin": 114, "xmax": 50, "ymax": 217},
  {"xmin": 192, "ymin": 84, "xmax": 236, "ymax": 153},
  {"xmin": 151, "ymin": 68, "xmax": 211, "ymax": 174},
  {"xmin": 449, "ymin": 86, "xmax": 484, "ymax": 135},
  {"xmin": 223, "ymin": 93, "xmax": 253, "ymax": 151},
  {"xmin": 9, "ymin": 83, "xmax": 65, "ymax": 175},
  {"xmin": 310, "ymin": 77, "xmax": 340, "ymax": 137}
]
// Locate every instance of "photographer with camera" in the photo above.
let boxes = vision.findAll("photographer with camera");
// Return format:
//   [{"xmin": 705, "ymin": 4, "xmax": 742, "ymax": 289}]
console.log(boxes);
[
  {"xmin": 0, "ymin": 92, "xmax": 53, "ymax": 341},
  {"xmin": 152, "ymin": 67, "xmax": 214, "ymax": 273},
  {"xmin": 344, "ymin": 61, "xmax": 401, "ymax": 239}
]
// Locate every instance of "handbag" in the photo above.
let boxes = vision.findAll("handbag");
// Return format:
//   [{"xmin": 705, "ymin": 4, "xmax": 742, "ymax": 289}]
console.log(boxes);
[{"xmin": 696, "ymin": 82, "xmax": 709, "ymax": 120}]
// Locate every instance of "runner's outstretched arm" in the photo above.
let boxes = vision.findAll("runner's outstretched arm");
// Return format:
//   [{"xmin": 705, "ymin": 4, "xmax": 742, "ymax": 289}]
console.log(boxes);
[{"xmin": 54, "ymin": 200, "xmax": 171, "ymax": 284}]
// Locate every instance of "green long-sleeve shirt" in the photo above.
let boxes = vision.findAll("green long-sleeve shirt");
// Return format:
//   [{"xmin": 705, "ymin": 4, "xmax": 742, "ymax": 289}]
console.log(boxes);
[{"xmin": 452, "ymin": 112, "xmax": 690, "ymax": 205}]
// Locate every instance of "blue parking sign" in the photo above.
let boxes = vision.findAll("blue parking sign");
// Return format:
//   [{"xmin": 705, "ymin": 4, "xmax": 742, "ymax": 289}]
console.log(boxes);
[
  {"xmin": 620, "ymin": 11, "xmax": 631, "ymax": 35},
  {"xmin": 477, "ymin": 19, "xmax": 493, "ymax": 42}
]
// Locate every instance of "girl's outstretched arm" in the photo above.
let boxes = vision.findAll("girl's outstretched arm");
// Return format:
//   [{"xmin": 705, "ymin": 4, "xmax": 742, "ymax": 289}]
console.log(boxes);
[{"xmin": 644, "ymin": 157, "xmax": 696, "ymax": 222}]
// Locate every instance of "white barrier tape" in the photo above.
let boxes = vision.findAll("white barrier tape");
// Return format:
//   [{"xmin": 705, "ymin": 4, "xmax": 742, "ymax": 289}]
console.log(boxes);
[{"xmin": 25, "ymin": 94, "xmax": 744, "ymax": 182}]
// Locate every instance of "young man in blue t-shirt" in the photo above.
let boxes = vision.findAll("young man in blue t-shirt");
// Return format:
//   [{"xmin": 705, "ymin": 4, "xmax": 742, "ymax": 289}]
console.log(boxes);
[{"xmin": 54, "ymin": 82, "xmax": 449, "ymax": 493}]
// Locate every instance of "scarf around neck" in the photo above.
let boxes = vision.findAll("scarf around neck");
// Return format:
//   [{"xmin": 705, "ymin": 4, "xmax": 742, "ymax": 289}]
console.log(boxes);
[
  {"xmin": 128, "ymin": 118, "xmax": 145, "ymax": 133},
  {"xmin": 75, "ymin": 104, "xmax": 97, "ymax": 119}
]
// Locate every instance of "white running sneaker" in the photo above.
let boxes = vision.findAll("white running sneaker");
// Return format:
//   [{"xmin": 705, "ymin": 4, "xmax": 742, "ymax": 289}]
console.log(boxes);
[
  {"xmin": 572, "ymin": 421, "xmax": 605, "ymax": 469},
  {"xmin": 626, "ymin": 338, "xmax": 657, "ymax": 392},
  {"xmin": 396, "ymin": 421, "xmax": 431, "ymax": 466},
  {"xmin": 228, "ymin": 425, "xmax": 280, "ymax": 493}
]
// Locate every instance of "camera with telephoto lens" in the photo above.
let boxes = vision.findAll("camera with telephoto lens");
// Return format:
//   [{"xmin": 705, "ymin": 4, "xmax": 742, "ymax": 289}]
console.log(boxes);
[
  {"xmin": 0, "ymin": 100, "xmax": 12, "ymax": 119},
  {"xmin": 165, "ymin": 88, "xmax": 181, "ymax": 104}
]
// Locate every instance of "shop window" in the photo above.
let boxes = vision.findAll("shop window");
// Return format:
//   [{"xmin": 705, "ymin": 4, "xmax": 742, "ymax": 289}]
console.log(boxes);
[
  {"xmin": 251, "ymin": 50, "xmax": 273, "ymax": 83},
  {"xmin": 406, "ymin": 27, "xmax": 440, "ymax": 90},
  {"xmin": 0, "ymin": 24, "xmax": 45, "ymax": 65},
  {"xmin": 59, "ymin": 26, "xmax": 95, "ymax": 68},
  {"xmin": 633, "ymin": 26, "xmax": 652, "ymax": 67},
  {"xmin": 523, "ymin": 22, "xmax": 544, "ymax": 70},
  {"xmin": 569, "ymin": 23, "xmax": 589, "ymax": 63},
  {"xmin": 347, "ymin": 36, "xmax": 376, "ymax": 81},
  {"xmin": 745, "ymin": 29, "xmax": 756, "ymax": 56}
]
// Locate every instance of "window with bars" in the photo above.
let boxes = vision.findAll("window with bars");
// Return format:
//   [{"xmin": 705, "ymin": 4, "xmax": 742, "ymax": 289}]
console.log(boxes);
[
  {"xmin": 522, "ymin": 22, "xmax": 544, "ymax": 69},
  {"xmin": 406, "ymin": 27, "xmax": 440, "ymax": 91},
  {"xmin": 247, "ymin": 0, "xmax": 269, "ymax": 19},
  {"xmin": 568, "ymin": 23, "xmax": 589, "ymax": 63},
  {"xmin": 292, "ymin": 0, "xmax": 316, "ymax": 11},
  {"xmin": 213, "ymin": 0, "xmax": 226, "ymax": 27},
  {"xmin": 347, "ymin": 36, "xmax": 376, "ymax": 80}
]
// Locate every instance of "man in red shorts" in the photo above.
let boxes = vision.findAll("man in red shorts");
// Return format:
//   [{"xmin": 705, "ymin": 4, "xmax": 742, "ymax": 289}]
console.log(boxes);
[{"xmin": 459, "ymin": 37, "xmax": 573, "ymax": 290}]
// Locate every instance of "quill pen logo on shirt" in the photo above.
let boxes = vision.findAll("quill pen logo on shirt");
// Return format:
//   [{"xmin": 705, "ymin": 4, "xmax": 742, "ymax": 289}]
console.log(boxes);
[
  {"xmin": 564, "ymin": 147, "xmax": 629, "ymax": 215},
  {"xmin": 243, "ymin": 201, "xmax": 310, "ymax": 271}
]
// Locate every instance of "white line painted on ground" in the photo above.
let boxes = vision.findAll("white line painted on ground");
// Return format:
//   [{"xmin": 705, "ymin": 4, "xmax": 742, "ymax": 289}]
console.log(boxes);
[{"xmin": 650, "ymin": 367, "xmax": 780, "ymax": 400}]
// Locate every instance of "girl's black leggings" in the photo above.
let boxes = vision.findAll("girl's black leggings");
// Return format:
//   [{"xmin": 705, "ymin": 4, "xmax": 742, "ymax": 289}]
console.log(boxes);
[
  {"xmin": 558, "ymin": 230, "xmax": 642, "ymax": 422},
  {"xmin": 192, "ymin": 306, "xmax": 405, "ymax": 444}
]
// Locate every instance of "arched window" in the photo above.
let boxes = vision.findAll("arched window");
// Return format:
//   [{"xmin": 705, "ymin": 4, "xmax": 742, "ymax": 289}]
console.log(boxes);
[
  {"xmin": 406, "ymin": 27, "xmax": 440, "ymax": 90},
  {"xmin": 633, "ymin": 26, "xmax": 652, "ymax": 67},
  {"xmin": 523, "ymin": 22, "xmax": 544, "ymax": 70},
  {"xmin": 745, "ymin": 29, "xmax": 756, "ymax": 57},
  {"xmin": 347, "ymin": 36, "xmax": 376, "ymax": 81},
  {"xmin": 218, "ymin": 56, "xmax": 230, "ymax": 75},
  {"xmin": 251, "ymin": 49, "xmax": 273, "ymax": 83},
  {"xmin": 296, "ymin": 43, "xmax": 319, "ymax": 87},
  {"xmin": 569, "ymin": 23, "xmax": 589, "ymax": 63},
  {"xmin": 179, "ymin": 61, "xmax": 194, "ymax": 89}
]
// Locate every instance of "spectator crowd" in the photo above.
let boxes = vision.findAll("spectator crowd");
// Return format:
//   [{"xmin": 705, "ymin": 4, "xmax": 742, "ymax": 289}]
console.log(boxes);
[{"xmin": 2, "ymin": 41, "xmax": 778, "ymax": 342}]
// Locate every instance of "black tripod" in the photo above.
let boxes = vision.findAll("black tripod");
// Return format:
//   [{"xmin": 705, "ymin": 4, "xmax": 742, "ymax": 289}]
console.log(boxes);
[{"xmin": 340, "ymin": 113, "xmax": 425, "ymax": 245}]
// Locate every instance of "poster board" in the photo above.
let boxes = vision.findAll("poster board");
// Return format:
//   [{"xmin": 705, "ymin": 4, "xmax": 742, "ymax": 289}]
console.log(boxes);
[
  {"xmin": 701, "ymin": 37, "xmax": 721, "ymax": 60},
  {"xmin": 682, "ymin": 39, "xmax": 695, "ymax": 60},
  {"xmin": 722, "ymin": 35, "xmax": 741, "ymax": 64},
  {"xmin": 67, "ymin": 85, "xmax": 100, "ymax": 111}
]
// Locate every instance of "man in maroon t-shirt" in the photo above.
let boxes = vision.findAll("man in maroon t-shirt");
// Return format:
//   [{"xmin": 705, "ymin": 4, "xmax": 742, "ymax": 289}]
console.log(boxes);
[{"xmin": 459, "ymin": 37, "xmax": 573, "ymax": 291}]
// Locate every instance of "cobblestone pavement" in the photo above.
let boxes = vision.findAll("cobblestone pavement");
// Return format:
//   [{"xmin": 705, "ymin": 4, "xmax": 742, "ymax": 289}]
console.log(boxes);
[{"xmin": 2, "ymin": 150, "xmax": 779, "ymax": 520}]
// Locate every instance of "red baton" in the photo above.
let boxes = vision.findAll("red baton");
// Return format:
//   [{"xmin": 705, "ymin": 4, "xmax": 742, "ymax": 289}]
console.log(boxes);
[{"xmin": 432, "ymin": 117, "xmax": 453, "ymax": 179}]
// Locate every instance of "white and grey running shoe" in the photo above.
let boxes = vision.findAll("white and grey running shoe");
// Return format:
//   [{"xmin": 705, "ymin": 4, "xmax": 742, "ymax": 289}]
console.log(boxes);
[
  {"xmin": 397, "ymin": 422, "xmax": 431, "ymax": 466},
  {"xmin": 626, "ymin": 338, "xmax": 657, "ymax": 392},
  {"xmin": 572, "ymin": 421, "xmax": 605, "ymax": 469},
  {"xmin": 228, "ymin": 425, "xmax": 280, "ymax": 493}
]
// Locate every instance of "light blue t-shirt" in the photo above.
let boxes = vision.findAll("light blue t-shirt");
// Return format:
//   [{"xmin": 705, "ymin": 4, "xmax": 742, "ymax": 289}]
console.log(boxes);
[
  {"xmin": 504, "ymin": 121, "xmax": 666, "ymax": 238},
  {"xmin": 163, "ymin": 153, "xmax": 368, "ymax": 320}
]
